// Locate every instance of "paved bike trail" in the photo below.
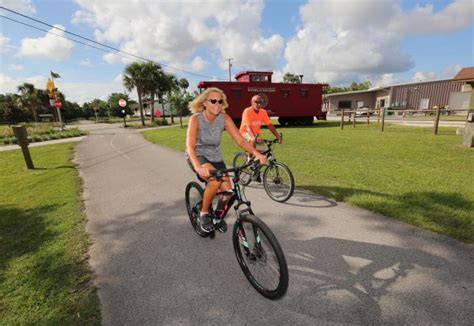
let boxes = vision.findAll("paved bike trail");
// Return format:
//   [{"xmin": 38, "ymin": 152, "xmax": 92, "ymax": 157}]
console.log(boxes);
[{"xmin": 75, "ymin": 124, "xmax": 473, "ymax": 325}]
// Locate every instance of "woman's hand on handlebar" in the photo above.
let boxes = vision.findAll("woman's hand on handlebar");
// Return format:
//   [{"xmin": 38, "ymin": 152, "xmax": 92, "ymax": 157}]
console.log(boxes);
[{"xmin": 195, "ymin": 166, "xmax": 210, "ymax": 179}]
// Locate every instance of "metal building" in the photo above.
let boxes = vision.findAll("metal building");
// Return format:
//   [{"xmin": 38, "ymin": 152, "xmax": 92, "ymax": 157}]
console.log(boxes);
[{"xmin": 324, "ymin": 79, "xmax": 463, "ymax": 114}]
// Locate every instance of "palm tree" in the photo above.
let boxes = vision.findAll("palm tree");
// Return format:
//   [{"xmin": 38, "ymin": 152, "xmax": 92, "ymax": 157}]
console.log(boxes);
[
  {"xmin": 143, "ymin": 61, "xmax": 165, "ymax": 123},
  {"xmin": 17, "ymin": 83, "xmax": 40, "ymax": 122},
  {"xmin": 123, "ymin": 62, "xmax": 149, "ymax": 126}
]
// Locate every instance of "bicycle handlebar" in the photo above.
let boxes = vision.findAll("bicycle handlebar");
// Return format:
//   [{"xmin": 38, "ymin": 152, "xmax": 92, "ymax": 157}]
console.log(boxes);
[
  {"xmin": 261, "ymin": 132, "xmax": 282, "ymax": 145},
  {"xmin": 209, "ymin": 159, "xmax": 260, "ymax": 179}
]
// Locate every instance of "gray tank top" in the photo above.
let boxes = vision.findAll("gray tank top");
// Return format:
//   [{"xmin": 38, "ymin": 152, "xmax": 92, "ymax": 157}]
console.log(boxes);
[{"xmin": 195, "ymin": 111, "xmax": 225, "ymax": 162}]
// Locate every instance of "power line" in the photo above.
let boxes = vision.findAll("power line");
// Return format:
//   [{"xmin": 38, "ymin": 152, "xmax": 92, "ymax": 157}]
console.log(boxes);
[{"xmin": 0, "ymin": 6, "xmax": 225, "ymax": 80}]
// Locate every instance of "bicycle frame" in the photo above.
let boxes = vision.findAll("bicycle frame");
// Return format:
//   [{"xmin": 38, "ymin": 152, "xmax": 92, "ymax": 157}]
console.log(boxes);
[{"xmin": 213, "ymin": 171, "xmax": 254, "ymax": 219}]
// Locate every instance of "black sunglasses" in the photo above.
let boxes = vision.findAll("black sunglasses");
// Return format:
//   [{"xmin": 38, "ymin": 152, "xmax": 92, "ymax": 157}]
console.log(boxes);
[
  {"xmin": 207, "ymin": 99, "xmax": 224, "ymax": 104},
  {"xmin": 253, "ymin": 100, "xmax": 263, "ymax": 104}
]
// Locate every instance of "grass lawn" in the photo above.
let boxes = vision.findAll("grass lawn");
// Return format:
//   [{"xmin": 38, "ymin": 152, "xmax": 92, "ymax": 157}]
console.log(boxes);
[
  {"xmin": 0, "ymin": 123, "xmax": 86, "ymax": 146},
  {"xmin": 143, "ymin": 121, "xmax": 474, "ymax": 242},
  {"xmin": 0, "ymin": 143, "xmax": 100, "ymax": 324}
]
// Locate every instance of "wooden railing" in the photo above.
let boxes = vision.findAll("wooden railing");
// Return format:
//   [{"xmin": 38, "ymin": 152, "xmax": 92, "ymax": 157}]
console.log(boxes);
[{"xmin": 338, "ymin": 108, "xmax": 472, "ymax": 135}]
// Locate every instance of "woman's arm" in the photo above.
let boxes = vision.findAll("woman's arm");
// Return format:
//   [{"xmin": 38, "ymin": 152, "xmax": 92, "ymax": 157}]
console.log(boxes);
[
  {"xmin": 186, "ymin": 115, "xmax": 209, "ymax": 177},
  {"xmin": 224, "ymin": 114, "xmax": 266, "ymax": 164}
]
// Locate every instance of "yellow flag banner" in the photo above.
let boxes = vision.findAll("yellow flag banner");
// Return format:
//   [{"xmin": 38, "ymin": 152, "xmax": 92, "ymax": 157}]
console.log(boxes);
[{"xmin": 47, "ymin": 78, "xmax": 55, "ymax": 93}]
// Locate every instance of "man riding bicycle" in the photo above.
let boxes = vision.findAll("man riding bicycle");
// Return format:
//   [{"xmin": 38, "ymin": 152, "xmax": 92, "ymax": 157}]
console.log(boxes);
[
  {"xmin": 239, "ymin": 95, "xmax": 282, "ymax": 149},
  {"xmin": 186, "ymin": 87, "xmax": 266, "ymax": 233}
]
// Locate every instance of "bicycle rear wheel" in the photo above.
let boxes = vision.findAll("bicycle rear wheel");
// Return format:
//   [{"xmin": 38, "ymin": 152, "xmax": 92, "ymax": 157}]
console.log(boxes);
[
  {"xmin": 232, "ymin": 214, "xmax": 288, "ymax": 299},
  {"xmin": 232, "ymin": 152, "xmax": 252, "ymax": 186},
  {"xmin": 185, "ymin": 182, "xmax": 208, "ymax": 237},
  {"xmin": 263, "ymin": 162, "xmax": 295, "ymax": 202}
]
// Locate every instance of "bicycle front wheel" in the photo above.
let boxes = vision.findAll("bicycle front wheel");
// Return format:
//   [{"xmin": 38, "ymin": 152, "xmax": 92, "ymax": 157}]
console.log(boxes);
[
  {"xmin": 185, "ymin": 182, "xmax": 208, "ymax": 237},
  {"xmin": 232, "ymin": 214, "xmax": 289, "ymax": 299},
  {"xmin": 263, "ymin": 162, "xmax": 295, "ymax": 202},
  {"xmin": 232, "ymin": 152, "xmax": 252, "ymax": 186}
]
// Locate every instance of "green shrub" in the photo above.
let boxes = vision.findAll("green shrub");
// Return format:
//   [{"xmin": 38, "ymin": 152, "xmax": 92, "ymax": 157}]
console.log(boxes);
[{"xmin": 153, "ymin": 119, "xmax": 168, "ymax": 126}]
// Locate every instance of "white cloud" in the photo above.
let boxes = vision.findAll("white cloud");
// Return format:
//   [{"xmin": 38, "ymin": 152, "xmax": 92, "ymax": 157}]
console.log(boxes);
[
  {"xmin": 0, "ymin": 72, "xmax": 128, "ymax": 104},
  {"xmin": 190, "ymin": 56, "xmax": 208, "ymax": 72},
  {"xmin": 283, "ymin": 0, "xmax": 473, "ymax": 85},
  {"xmin": 0, "ymin": 0, "xmax": 36, "ymax": 14},
  {"xmin": 79, "ymin": 58, "xmax": 93, "ymax": 67},
  {"xmin": 411, "ymin": 71, "xmax": 437, "ymax": 82},
  {"xmin": 17, "ymin": 25, "xmax": 75, "ymax": 60},
  {"xmin": 113, "ymin": 73, "xmax": 123, "ymax": 83},
  {"xmin": 0, "ymin": 73, "xmax": 15, "ymax": 94},
  {"xmin": 72, "ymin": 0, "xmax": 284, "ymax": 74},
  {"xmin": 370, "ymin": 73, "xmax": 399, "ymax": 87},
  {"xmin": 59, "ymin": 80, "xmax": 128, "ymax": 104},
  {"xmin": 0, "ymin": 73, "xmax": 46, "ymax": 94},
  {"xmin": 442, "ymin": 64, "xmax": 463, "ymax": 78},
  {"xmin": 392, "ymin": 0, "xmax": 474, "ymax": 35},
  {"xmin": 8, "ymin": 64, "xmax": 24, "ymax": 71},
  {"xmin": 0, "ymin": 33, "xmax": 11, "ymax": 53}
]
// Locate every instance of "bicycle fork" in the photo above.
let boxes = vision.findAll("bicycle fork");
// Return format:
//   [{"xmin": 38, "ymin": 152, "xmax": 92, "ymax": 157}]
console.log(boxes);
[{"xmin": 237, "ymin": 215, "xmax": 263, "ymax": 261}]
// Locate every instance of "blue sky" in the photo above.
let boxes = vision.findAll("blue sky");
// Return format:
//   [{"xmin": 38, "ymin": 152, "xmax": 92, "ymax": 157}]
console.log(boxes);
[{"xmin": 1, "ymin": 0, "xmax": 473, "ymax": 104}]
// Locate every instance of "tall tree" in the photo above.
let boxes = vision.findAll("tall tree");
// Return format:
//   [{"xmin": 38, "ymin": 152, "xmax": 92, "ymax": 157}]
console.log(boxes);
[
  {"xmin": 108, "ymin": 93, "xmax": 132, "ymax": 117},
  {"xmin": 143, "ymin": 61, "xmax": 165, "ymax": 123},
  {"xmin": 168, "ymin": 91, "xmax": 193, "ymax": 127},
  {"xmin": 17, "ymin": 83, "xmax": 40, "ymax": 122},
  {"xmin": 283, "ymin": 72, "xmax": 302, "ymax": 84},
  {"xmin": 123, "ymin": 62, "xmax": 148, "ymax": 126}
]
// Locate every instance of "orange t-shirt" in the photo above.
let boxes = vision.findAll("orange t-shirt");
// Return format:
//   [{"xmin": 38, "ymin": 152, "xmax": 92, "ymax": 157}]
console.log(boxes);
[{"xmin": 239, "ymin": 107, "xmax": 271, "ymax": 135}]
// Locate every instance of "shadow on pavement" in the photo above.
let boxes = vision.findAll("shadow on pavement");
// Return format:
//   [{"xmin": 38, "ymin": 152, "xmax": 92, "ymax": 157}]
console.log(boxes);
[{"xmin": 284, "ymin": 237, "xmax": 450, "ymax": 324}]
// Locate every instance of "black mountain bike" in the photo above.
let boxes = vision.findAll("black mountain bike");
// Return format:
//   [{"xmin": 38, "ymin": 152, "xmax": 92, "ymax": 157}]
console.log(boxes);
[
  {"xmin": 184, "ymin": 160, "xmax": 289, "ymax": 300},
  {"xmin": 232, "ymin": 135, "xmax": 295, "ymax": 202}
]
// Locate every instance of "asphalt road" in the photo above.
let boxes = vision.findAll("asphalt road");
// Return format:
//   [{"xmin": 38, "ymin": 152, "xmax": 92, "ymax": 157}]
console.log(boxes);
[{"xmin": 75, "ymin": 124, "xmax": 473, "ymax": 325}]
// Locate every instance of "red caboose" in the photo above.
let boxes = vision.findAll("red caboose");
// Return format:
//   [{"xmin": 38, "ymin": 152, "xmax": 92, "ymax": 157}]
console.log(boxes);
[{"xmin": 198, "ymin": 71, "xmax": 327, "ymax": 126}]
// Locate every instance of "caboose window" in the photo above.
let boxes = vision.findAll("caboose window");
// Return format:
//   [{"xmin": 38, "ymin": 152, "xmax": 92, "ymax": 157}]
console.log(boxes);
[
  {"xmin": 231, "ymin": 89, "xmax": 241, "ymax": 97},
  {"xmin": 281, "ymin": 90, "xmax": 290, "ymax": 98},
  {"xmin": 300, "ymin": 89, "xmax": 308, "ymax": 98}
]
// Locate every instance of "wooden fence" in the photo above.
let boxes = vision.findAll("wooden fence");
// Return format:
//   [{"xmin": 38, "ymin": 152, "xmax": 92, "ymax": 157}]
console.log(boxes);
[{"xmin": 339, "ymin": 108, "xmax": 472, "ymax": 135}]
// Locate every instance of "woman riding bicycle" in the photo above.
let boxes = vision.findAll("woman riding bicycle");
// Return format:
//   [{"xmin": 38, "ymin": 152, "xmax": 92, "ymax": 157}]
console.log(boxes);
[{"xmin": 186, "ymin": 87, "xmax": 266, "ymax": 233}]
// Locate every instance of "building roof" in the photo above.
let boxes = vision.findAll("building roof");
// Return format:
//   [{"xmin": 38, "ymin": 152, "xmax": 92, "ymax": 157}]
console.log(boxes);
[
  {"xmin": 324, "ymin": 86, "xmax": 389, "ymax": 97},
  {"xmin": 453, "ymin": 67, "xmax": 474, "ymax": 81},
  {"xmin": 325, "ymin": 78, "xmax": 456, "ymax": 97}
]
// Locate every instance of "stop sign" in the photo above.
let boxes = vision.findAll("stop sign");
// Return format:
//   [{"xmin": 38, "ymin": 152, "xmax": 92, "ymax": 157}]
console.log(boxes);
[
  {"xmin": 54, "ymin": 101, "xmax": 62, "ymax": 108},
  {"xmin": 118, "ymin": 99, "xmax": 127, "ymax": 107}
]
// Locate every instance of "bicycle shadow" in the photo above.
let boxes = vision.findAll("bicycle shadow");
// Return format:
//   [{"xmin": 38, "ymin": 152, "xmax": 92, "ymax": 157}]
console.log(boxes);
[
  {"xmin": 242, "ymin": 183, "xmax": 337, "ymax": 208},
  {"xmin": 284, "ymin": 237, "xmax": 449, "ymax": 324}
]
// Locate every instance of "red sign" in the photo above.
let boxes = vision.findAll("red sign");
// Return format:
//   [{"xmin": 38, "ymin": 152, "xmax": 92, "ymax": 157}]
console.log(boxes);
[
  {"xmin": 118, "ymin": 99, "xmax": 127, "ymax": 107},
  {"xmin": 54, "ymin": 101, "xmax": 62, "ymax": 108}
]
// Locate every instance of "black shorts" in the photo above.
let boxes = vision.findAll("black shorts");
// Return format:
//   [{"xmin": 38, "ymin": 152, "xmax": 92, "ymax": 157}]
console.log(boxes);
[{"xmin": 187, "ymin": 156, "xmax": 227, "ymax": 173}]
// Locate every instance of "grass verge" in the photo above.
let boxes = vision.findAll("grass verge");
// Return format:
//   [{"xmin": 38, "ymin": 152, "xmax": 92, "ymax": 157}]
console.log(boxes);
[
  {"xmin": 143, "ymin": 121, "xmax": 474, "ymax": 242},
  {"xmin": 0, "ymin": 143, "xmax": 101, "ymax": 324}
]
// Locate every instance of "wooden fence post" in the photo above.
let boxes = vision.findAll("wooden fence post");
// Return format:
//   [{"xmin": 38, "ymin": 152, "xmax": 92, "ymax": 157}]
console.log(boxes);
[
  {"xmin": 434, "ymin": 106, "xmax": 441, "ymax": 135},
  {"xmin": 12, "ymin": 125, "xmax": 34, "ymax": 169},
  {"xmin": 381, "ymin": 108, "xmax": 385, "ymax": 132},
  {"xmin": 353, "ymin": 111, "xmax": 356, "ymax": 128},
  {"xmin": 340, "ymin": 109, "xmax": 345, "ymax": 130}
]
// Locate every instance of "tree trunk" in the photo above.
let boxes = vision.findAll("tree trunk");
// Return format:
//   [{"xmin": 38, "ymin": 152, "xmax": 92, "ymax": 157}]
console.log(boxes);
[
  {"xmin": 160, "ymin": 96, "xmax": 166, "ymax": 122},
  {"xmin": 32, "ymin": 107, "xmax": 38, "ymax": 122},
  {"xmin": 137, "ymin": 91, "xmax": 145, "ymax": 126},
  {"xmin": 150, "ymin": 94, "xmax": 155, "ymax": 124}
]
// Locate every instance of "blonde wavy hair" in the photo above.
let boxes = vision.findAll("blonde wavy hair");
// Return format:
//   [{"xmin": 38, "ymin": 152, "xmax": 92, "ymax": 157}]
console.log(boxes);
[{"xmin": 189, "ymin": 87, "xmax": 229, "ymax": 114}]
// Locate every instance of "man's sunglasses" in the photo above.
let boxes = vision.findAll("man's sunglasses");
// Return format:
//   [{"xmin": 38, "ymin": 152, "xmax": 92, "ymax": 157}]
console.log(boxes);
[
  {"xmin": 207, "ymin": 99, "xmax": 224, "ymax": 104},
  {"xmin": 253, "ymin": 100, "xmax": 263, "ymax": 104}
]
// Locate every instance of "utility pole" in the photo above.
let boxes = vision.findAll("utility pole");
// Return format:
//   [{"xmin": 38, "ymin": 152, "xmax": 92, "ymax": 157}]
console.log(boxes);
[{"xmin": 226, "ymin": 58, "xmax": 233, "ymax": 81}]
